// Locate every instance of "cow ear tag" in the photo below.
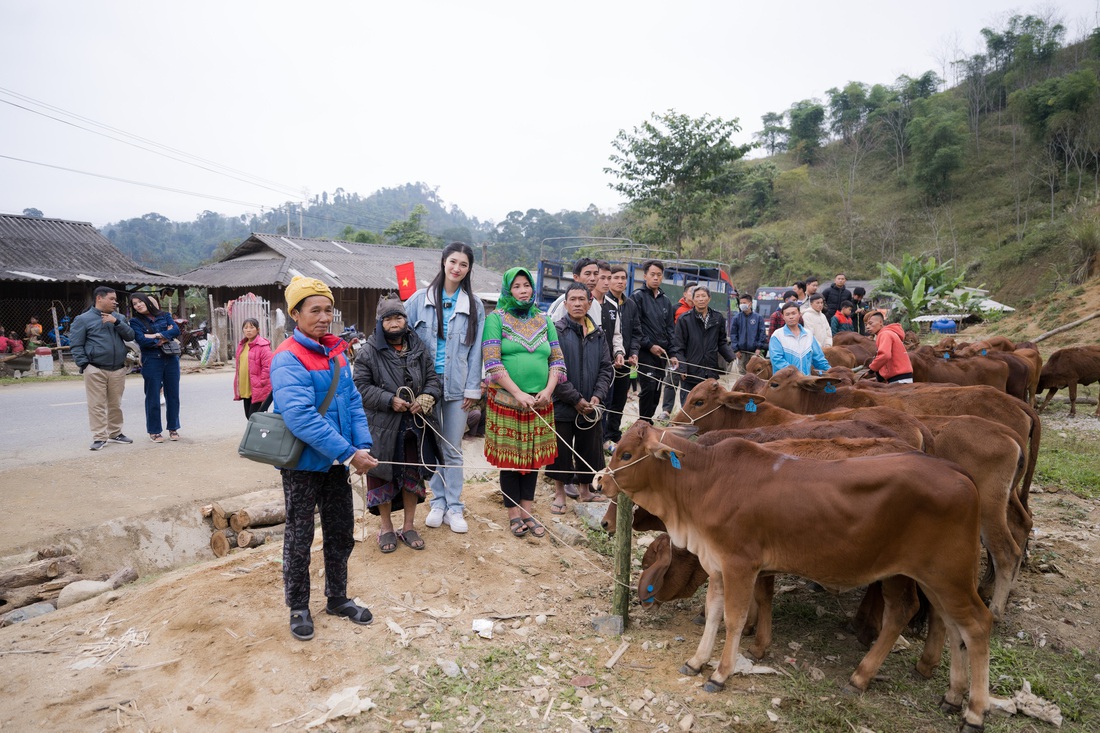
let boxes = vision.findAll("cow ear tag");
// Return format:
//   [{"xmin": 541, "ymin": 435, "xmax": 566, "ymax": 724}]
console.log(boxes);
[
  {"xmin": 824, "ymin": 383, "xmax": 836, "ymax": 393},
  {"xmin": 745, "ymin": 399, "xmax": 757, "ymax": 413},
  {"xmin": 981, "ymin": 349, "xmax": 988, "ymax": 355},
  {"xmin": 943, "ymin": 352, "xmax": 951, "ymax": 360},
  {"xmin": 669, "ymin": 451, "xmax": 682, "ymax": 470}
]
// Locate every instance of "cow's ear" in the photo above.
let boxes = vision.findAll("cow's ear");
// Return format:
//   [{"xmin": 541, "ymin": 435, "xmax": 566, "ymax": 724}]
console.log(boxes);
[
  {"xmin": 637, "ymin": 536, "xmax": 671, "ymax": 605},
  {"xmin": 720, "ymin": 391, "xmax": 768, "ymax": 410},
  {"xmin": 663, "ymin": 425, "xmax": 698, "ymax": 440},
  {"xmin": 643, "ymin": 430, "xmax": 672, "ymax": 461},
  {"xmin": 807, "ymin": 376, "xmax": 842, "ymax": 392}
]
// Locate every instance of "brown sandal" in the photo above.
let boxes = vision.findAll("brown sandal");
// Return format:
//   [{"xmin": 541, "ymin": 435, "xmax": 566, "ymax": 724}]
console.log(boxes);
[{"xmin": 378, "ymin": 531, "xmax": 398, "ymax": 553}]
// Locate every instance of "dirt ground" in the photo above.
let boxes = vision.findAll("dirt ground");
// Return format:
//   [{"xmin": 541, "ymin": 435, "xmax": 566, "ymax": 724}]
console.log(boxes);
[{"xmin": 1, "ymin": 405, "xmax": 1099, "ymax": 732}]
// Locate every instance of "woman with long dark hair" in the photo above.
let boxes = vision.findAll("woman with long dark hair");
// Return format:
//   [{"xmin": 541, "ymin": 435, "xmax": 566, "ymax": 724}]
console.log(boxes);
[
  {"xmin": 129, "ymin": 292, "xmax": 182, "ymax": 442},
  {"xmin": 234, "ymin": 318, "xmax": 273, "ymax": 418},
  {"xmin": 404, "ymin": 242, "xmax": 485, "ymax": 534}
]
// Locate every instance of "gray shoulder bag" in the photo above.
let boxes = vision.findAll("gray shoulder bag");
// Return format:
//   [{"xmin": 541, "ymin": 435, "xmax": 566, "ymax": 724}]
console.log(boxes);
[{"xmin": 238, "ymin": 359, "xmax": 340, "ymax": 468}]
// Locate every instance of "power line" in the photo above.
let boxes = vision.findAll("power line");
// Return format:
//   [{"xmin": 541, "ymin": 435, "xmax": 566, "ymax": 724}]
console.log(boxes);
[
  {"xmin": 0, "ymin": 86, "xmax": 307, "ymax": 200},
  {"xmin": 0, "ymin": 153, "xmax": 267, "ymax": 209}
]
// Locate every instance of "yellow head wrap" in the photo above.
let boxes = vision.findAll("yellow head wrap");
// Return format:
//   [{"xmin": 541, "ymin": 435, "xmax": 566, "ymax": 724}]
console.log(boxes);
[{"xmin": 285, "ymin": 275, "xmax": 334, "ymax": 313}]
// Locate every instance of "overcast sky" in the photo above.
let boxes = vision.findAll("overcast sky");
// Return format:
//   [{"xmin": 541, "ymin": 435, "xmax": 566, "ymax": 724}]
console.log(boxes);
[{"xmin": 2, "ymin": 1, "xmax": 1098, "ymax": 229}]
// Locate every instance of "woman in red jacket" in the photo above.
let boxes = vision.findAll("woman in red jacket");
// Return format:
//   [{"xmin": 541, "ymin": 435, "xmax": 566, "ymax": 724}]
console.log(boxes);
[{"xmin": 234, "ymin": 318, "xmax": 273, "ymax": 417}]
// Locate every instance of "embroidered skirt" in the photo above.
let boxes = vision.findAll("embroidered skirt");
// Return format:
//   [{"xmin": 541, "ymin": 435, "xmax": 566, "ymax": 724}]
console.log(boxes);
[
  {"xmin": 483, "ymin": 387, "xmax": 557, "ymax": 472},
  {"xmin": 365, "ymin": 433, "xmax": 426, "ymax": 515}
]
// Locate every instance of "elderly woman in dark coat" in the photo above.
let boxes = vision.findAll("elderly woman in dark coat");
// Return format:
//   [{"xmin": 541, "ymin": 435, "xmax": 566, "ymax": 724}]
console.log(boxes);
[{"xmin": 354, "ymin": 297, "xmax": 443, "ymax": 553}]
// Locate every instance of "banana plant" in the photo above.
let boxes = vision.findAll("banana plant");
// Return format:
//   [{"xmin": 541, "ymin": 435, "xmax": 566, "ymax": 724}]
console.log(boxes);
[{"xmin": 876, "ymin": 255, "xmax": 965, "ymax": 330}]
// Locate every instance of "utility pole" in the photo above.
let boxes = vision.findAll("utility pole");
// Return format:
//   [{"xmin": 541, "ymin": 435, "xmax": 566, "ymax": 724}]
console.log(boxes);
[{"xmin": 299, "ymin": 204, "xmax": 303, "ymax": 236}]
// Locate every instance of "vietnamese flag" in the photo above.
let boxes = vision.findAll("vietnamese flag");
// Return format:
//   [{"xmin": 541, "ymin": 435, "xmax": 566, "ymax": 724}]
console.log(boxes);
[{"xmin": 396, "ymin": 262, "xmax": 417, "ymax": 300}]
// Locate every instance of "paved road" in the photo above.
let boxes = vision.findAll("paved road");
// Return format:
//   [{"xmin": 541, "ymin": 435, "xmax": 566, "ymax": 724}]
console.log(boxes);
[{"xmin": 0, "ymin": 368, "xmax": 244, "ymax": 473}]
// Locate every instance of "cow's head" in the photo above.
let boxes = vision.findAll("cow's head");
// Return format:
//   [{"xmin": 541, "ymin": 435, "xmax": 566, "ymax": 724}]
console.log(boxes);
[
  {"xmin": 821, "ymin": 366, "xmax": 860, "ymax": 386},
  {"xmin": 671, "ymin": 379, "xmax": 768, "ymax": 432},
  {"xmin": 765, "ymin": 366, "xmax": 843, "ymax": 412},
  {"xmin": 601, "ymin": 421, "xmax": 696, "ymax": 497},
  {"xmin": 932, "ymin": 337, "xmax": 957, "ymax": 358},
  {"xmin": 745, "ymin": 354, "xmax": 772, "ymax": 378},
  {"xmin": 730, "ymin": 373, "xmax": 768, "ymax": 395}
]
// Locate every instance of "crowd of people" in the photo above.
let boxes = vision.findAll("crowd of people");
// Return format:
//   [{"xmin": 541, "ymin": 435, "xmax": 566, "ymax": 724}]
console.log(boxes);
[{"xmin": 53, "ymin": 256, "xmax": 913, "ymax": 643}]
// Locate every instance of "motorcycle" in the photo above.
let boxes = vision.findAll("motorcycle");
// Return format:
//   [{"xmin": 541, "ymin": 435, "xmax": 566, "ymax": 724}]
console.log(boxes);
[
  {"xmin": 175, "ymin": 318, "xmax": 208, "ymax": 360},
  {"xmin": 340, "ymin": 325, "xmax": 365, "ymax": 361}
]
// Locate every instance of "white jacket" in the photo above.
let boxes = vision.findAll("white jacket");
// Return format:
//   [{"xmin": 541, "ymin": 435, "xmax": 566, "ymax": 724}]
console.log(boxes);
[{"xmin": 801, "ymin": 309, "xmax": 833, "ymax": 349}]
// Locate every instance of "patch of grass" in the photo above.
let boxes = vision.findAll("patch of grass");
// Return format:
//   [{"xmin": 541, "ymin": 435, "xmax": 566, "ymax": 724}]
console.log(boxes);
[
  {"xmin": 1036, "ymin": 432, "xmax": 1100, "ymax": 499},
  {"xmin": 990, "ymin": 638, "xmax": 1100, "ymax": 723},
  {"xmin": 0, "ymin": 373, "xmax": 82, "ymax": 386},
  {"xmin": 585, "ymin": 525, "xmax": 616, "ymax": 558}
]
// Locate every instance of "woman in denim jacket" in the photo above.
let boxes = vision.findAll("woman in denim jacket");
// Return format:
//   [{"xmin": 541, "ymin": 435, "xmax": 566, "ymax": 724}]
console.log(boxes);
[
  {"xmin": 129, "ymin": 293, "xmax": 181, "ymax": 442},
  {"xmin": 404, "ymin": 242, "xmax": 485, "ymax": 534}
]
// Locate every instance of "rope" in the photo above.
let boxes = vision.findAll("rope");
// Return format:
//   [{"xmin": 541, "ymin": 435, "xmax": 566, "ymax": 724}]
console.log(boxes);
[{"xmin": 354, "ymin": 396, "xmax": 632, "ymax": 590}]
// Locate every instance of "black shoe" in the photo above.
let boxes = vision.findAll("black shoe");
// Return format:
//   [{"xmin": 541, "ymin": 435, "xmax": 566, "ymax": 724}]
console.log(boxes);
[
  {"xmin": 89, "ymin": 440, "xmax": 107, "ymax": 451},
  {"xmin": 326, "ymin": 599, "xmax": 373, "ymax": 625},
  {"xmin": 109, "ymin": 433, "xmax": 133, "ymax": 444},
  {"xmin": 289, "ymin": 609, "xmax": 314, "ymax": 641}
]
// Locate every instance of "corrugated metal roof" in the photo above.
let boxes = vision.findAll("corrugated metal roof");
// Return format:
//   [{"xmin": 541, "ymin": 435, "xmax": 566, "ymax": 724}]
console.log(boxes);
[
  {"xmin": 183, "ymin": 234, "xmax": 503, "ymax": 293},
  {"xmin": 0, "ymin": 213, "xmax": 193, "ymax": 286}
]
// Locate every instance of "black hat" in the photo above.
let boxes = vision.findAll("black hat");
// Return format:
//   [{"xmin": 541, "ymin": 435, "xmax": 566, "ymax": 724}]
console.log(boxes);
[{"xmin": 377, "ymin": 296, "xmax": 407, "ymax": 321}]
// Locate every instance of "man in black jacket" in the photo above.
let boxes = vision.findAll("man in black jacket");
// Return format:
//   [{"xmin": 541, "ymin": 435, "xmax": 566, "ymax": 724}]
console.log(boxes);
[
  {"xmin": 548, "ymin": 284, "xmax": 613, "ymax": 514},
  {"xmin": 821, "ymin": 273, "xmax": 853, "ymax": 320},
  {"xmin": 630, "ymin": 260, "xmax": 678, "ymax": 423},
  {"xmin": 671, "ymin": 286, "xmax": 737, "ymax": 402},
  {"xmin": 70, "ymin": 286, "xmax": 136, "ymax": 451},
  {"xmin": 603, "ymin": 264, "xmax": 639, "ymax": 448}
]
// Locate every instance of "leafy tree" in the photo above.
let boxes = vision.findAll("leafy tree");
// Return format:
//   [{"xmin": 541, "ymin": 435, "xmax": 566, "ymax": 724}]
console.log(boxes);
[
  {"xmin": 786, "ymin": 100, "xmax": 826, "ymax": 164},
  {"xmin": 826, "ymin": 82, "xmax": 870, "ymax": 142},
  {"xmin": 21, "ymin": 207, "xmax": 43, "ymax": 218},
  {"xmin": 383, "ymin": 204, "xmax": 441, "ymax": 248},
  {"xmin": 876, "ymin": 254, "xmax": 965, "ymax": 330},
  {"xmin": 606, "ymin": 109, "xmax": 753, "ymax": 256},
  {"xmin": 754, "ymin": 112, "xmax": 788, "ymax": 155},
  {"xmin": 907, "ymin": 97, "xmax": 967, "ymax": 199}
]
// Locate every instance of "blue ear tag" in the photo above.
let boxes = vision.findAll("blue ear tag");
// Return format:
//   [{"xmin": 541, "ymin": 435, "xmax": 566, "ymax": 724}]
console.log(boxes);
[
  {"xmin": 943, "ymin": 352, "xmax": 951, "ymax": 360},
  {"xmin": 824, "ymin": 383, "xmax": 836, "ymax": 393},
  {"xmin": 647, "ymin": 584, "xmax": 655, "ymax": 593},
  {"xmin": 981, "ymin": 349, "xmax": 988, "ymax": 355},
  {"xmin": 669, "ymin": 451, "xmax": 682, "ymax": 470},
  {"xmin": 745, "ymin": 399, "xmax": 757, "ymax": 413},
  {"xmin": 645, "ymin": 597, "xmax": 655, "ymax": 603}
]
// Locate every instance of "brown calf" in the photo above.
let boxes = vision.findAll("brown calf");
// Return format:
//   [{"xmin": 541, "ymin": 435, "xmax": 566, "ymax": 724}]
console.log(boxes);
[
  {"xmin": 1036, "ymin": 345, "xmax": 1100, "ymax": 417},
  {"xmin": 601, "ymin": 422, "xmax": 991, "ymax": 729}
]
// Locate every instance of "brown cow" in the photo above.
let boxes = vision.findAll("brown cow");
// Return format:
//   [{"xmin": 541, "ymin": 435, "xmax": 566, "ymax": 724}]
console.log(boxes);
[
  {"xmin": 601, "ymin": 422, "xmax": 992, "ymax": 729},
  {"xmin": 762, "ymin": 367, "xmax": 1042, "ymax": 507},
  {"xmin": 1036, "ymin": 345, "xmax": 1100, "ymax": 417},
  {"xmin": 832, "ymin": 332, "xmax": 877, "ymax": 364},
  {"xmin": 823, "ymin": 345, "xmax": 858, "ymax": 368},
  {"xmin": 1013, "ymin": 347, "xmax": 1043, "ymax": 406},
  {"xmin": 909, "ymin": 345, "xmax": 1010, "ymax": 393},
  {"xmin": 673, "ymin": 380, "xmax": 1028, "ymax": 620},
  {"xmin": 953, "ymin": 336, "xmax": 1017, "ymax": 356},
  {"xmin": 744, "ymin": 354, "xmax": 772, "ymax": 378}
]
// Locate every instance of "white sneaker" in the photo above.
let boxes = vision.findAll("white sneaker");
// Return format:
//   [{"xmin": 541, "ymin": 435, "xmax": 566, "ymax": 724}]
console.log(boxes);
[
  {"xmin": 425, "ymin": 506, "xmax": 445, "ymax": 528},
  {"xmin": 443, "ymin": 510, "xmax": 468, "ymax": 533}
]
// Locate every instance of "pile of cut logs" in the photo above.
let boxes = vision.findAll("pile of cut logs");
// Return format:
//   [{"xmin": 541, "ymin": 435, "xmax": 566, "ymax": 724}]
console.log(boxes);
[
  {"xmin": 0, "ymin": 546, "xmax": 136, "ymax": 626},
  {"xmin": 202, "ymin": 501, "xmax": 287, "ymax": 558}
]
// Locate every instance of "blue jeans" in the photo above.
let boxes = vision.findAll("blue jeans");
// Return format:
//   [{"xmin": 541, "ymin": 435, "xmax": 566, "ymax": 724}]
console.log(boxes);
[
  {"xmin": 428, "ymin": 397, "xmax": 467, "ymax": 514},
  {"xmin": 141, "ymin": 355, "xmax": 180, "ymax": 434}
]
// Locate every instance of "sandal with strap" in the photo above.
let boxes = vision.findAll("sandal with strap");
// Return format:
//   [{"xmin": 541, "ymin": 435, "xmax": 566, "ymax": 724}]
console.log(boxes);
[
  {"xmin": 377, "ymin": 531, "xmax": 398, "ymax": 554},
  {"xmin": 524, "ymin": 518, "xmax": 546, "ymax": 539},
  {"xmin": 289, "ymin": 608, "xmax": 314, "ymax": 641},
  {"xmin": 168, "ymin": 430, "xmax": 180, "ymax": 441},
  {"xmin": 149, "ymin": 433, "xmax": 164, "ymax": 443},
  {"xmin": 326, "ymin": 599, "xmax": 373, "ymax": 625},
  {"xmin": 396, "ymin": 529, "xmax": 425, "ymax": 550},
  {"xmin": 509, "ymin": 517, "xmax": 529, "ymax": 538}
]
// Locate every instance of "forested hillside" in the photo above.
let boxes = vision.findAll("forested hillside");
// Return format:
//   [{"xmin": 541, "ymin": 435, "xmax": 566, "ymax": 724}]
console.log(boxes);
[{"xmin": 602, "ymin": 12, "xmax": 1100, "ymax": 306}]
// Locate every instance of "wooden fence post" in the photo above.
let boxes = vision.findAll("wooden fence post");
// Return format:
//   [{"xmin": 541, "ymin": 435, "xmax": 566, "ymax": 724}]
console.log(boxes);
[{"xmin": 611, "ymin": 495, "xmax": 634, "ymax": 627}]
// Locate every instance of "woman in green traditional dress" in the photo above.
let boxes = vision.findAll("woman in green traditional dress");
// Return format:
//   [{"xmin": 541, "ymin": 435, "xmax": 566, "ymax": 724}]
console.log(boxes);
[{"xmin": 481, "ymin": 267, "xmax": 565, "ymax": 539}]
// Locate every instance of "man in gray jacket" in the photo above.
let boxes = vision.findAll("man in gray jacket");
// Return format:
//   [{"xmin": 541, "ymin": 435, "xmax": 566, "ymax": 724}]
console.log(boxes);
[{"xmin": 70, "ymin": 286, "xmax": 136, "ymax": 450}]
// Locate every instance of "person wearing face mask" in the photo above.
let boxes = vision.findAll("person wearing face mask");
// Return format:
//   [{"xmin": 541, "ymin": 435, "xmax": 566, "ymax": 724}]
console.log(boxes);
[
  {"xmin": 354, "ymin": 297, "xmax": 442, "ymax": 554},
  {"xmin": 729, "ymin": 293, "xmax": 767, "ymax": 373}
]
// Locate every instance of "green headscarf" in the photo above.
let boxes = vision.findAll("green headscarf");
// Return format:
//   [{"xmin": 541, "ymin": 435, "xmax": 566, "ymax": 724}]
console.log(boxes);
[{"xmin": 496, "ymin": 266, "xmax": 537, "ymax": 317}]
